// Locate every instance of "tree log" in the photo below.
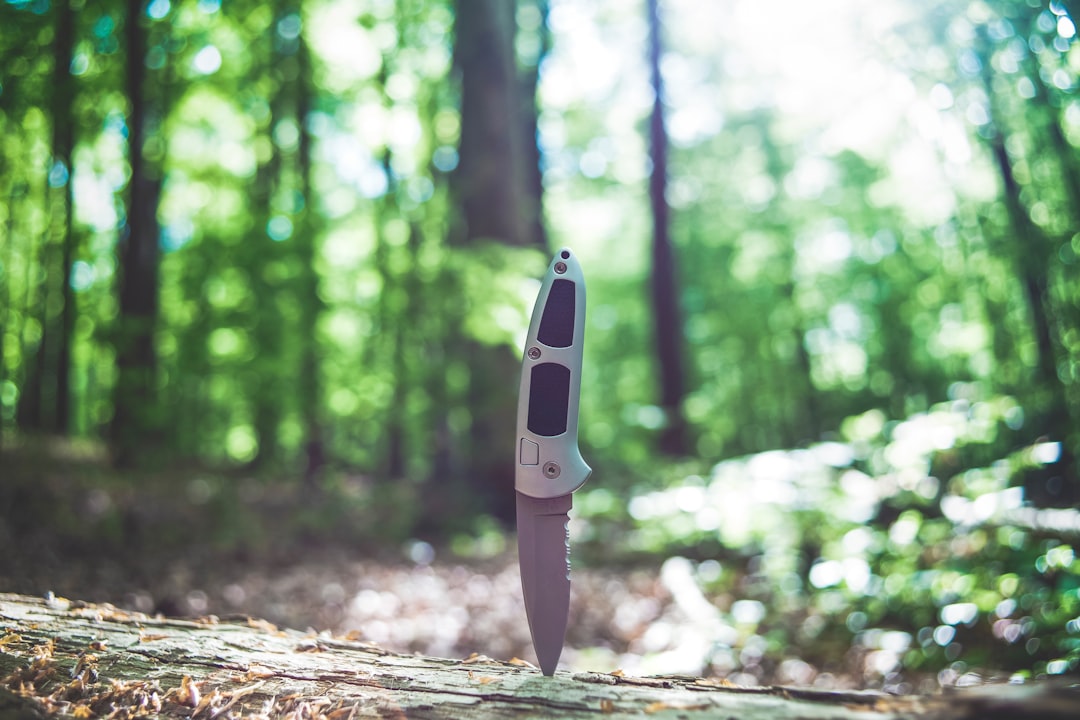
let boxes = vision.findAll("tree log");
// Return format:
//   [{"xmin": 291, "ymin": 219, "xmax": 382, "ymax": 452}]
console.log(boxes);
[{"xmin": 0, "ymin": 593, "xmax": 1076, "ymax": 719}]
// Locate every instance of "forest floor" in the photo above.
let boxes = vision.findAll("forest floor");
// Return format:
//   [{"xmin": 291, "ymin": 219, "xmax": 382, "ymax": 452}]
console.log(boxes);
[{"xmin": 0, "ymin": 438, "xmax": 1011, "ymax": 694}]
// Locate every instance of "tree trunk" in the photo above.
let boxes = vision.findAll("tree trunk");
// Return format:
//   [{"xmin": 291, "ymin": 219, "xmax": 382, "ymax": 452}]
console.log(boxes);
[
  {"xmin": 112, "ymin": 0, "xmax": 162, "ymax": 466},
  {"xmin": 371, "ymin": 44, "xmax": 406, "ymax": 481},
  {"xmin": 52, "ymin": 0, "xmax": 77, "ymax": 436},
  {"xmin": 0, "ymin": 182, "xmax": 21, "ymax": 442},
  {"xmin": 756, "ymin": 109, "xmax": 821, "ymax": 445},
  {"xmin": 9, "ymin": 182, "xmax": 35, "ymax": 435},
  {"xmin": 295, "ymin": 11, "xmax": 325, "ymax": 486},
  {"xmin": 974, "ymin": 24, "xmax": 1076, "ymax": 506},
  {"xmin": 983, "ymin": 128, "xmax": 1059, "ymax": 410},
  {"xmin": 453, "ymin": 0, "xmax": 531, "ymax": 250},
  {"xmin": 17, "ymin": 206, "xmax": 53, "ymax": 433},
  {"xmin": 371, "ymin": 176, "xmax": 409, "ymax": 481},
  {"xmin": 245, "ymin": 0, "xmax": 290, "ymax": 469},
  {"xmin": 1022, "ymin": 14, "xmax": 1080, "ymax": 434},
  {"xmin": 646, "ymin": 0, "xmax": 690, "ymax": 456},
  {"xmin": 450, "ymin": 0, "xmax": 540, "ymax": 525},
  {"xmin": 518, "ymin": 0, "xmax": 550, "ymax": 251},
  {"xmin": 1, "ymin": 593, "xmax": 1077, "ymax": 720}
]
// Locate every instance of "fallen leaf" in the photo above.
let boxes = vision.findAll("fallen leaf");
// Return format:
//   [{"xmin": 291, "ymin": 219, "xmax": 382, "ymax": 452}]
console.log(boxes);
[
  {"xmin": 695, "ymin": 677, "xmax": 737, "ymax": 688},
  {"xmin": 247, "ymin": 618, "xmax": 278, "ymax": 633},
  {"xmin": 467, "ymin": 671, "xmax": 499, "ymax": 684},
  {"xmin": 32, "ymin": 639, "xmax": 55, "ymax": 660},
  {"xmin": 645, "ymin": 701, "xmax": 710, "ymax": 714},
  {"xmin": 462, "ymin": 652, "xmax": 497, "ymax": 664},
  {"xmin": 212, "ymin": 680, "xmax": 266, "ymax": 716},
  {"xmin": 191, "ymin": 688, "xmax": 220, "ymax": 717},
  {"xmin": 174, "ymin": 675, "xmax": 201, "ymax": 707}
]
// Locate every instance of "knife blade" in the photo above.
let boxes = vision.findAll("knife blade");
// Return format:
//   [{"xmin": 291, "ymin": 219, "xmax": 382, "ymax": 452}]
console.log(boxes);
[{"xmin": 516, "ymin": 247, "xmax": 591, "ymax": 676}]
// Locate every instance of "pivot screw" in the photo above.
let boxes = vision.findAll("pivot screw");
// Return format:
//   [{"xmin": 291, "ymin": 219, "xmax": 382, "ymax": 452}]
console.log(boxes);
[
  {"xmin": 554, "ymin": 261, "xmax": 567, "ymax": 274},
  {"xmin": 542, "ymin": 462, "xmax": 561, "ymax": 478},
  {"xmin": 527, "ymin": 347, "xmax": 541, "ymax": 360}
]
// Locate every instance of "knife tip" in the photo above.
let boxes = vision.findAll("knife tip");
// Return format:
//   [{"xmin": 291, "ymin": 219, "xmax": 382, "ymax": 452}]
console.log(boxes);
[{"xmin": 537, "ymin": 647, "xmax": 561, "ymax": 676}]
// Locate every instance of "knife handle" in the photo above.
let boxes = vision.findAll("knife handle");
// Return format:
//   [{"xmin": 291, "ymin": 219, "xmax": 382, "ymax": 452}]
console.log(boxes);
[{"xmin": 515, "ymin": 248, "xmax": 592, "ymax": 499}]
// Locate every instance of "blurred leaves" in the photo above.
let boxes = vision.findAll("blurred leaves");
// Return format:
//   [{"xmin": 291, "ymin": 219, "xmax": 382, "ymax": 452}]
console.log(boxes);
[
  {"xmin": 2, "ymin": 0, "xmax": 1077, "ymax": 474},
  {"xmin": 573, "ymin": 392, "xmax": 1080, "ymax": 682}
]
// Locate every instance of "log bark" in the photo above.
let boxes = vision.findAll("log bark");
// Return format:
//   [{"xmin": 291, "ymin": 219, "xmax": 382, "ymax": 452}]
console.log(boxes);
[{"xmin": 1, "ymin": 593, "xmax": 1076, "ymax": 719}]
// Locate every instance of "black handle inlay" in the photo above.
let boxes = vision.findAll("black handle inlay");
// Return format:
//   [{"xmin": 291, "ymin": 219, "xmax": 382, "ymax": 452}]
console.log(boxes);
[
  {"xmin": 537, "ymin": 279, "xmax": 575, "ymax": 348},
  {"xmin": 527, "ymin": 362, "xmax": 570, "ymax": 437}
]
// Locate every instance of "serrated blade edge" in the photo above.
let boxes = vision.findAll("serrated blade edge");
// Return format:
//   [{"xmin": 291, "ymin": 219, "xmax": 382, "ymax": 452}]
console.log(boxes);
[{"xmin": 516, "ymin": 491, "xmax": 572, "ymax": 676}]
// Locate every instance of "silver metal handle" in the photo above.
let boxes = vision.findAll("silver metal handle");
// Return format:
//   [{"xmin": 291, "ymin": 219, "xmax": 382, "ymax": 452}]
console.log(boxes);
[{"xmin": 515, "ymin": 248, "xmax": 591, "ymax": 499}]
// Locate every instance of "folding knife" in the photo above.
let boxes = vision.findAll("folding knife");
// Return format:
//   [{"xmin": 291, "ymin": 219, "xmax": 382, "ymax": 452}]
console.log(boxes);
[{"xmin": 516, "ymin": 247, "xmax": 591, "ymax": 676}]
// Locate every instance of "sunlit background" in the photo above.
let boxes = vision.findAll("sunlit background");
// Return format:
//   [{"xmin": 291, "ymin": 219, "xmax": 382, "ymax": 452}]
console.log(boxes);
[{"xmin": 1, "ymin": 0, "xmax": 1079, "ymax": 689}]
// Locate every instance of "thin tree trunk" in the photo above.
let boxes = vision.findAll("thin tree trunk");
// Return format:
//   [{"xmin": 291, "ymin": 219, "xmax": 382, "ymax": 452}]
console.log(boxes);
[
  {"xmin": 52, "ymin": 0, "xmax": 77, "ymax": 436},
  {"xmin": 983, "ymin": 91, "xmax": 1062, "ymax": 410},
  {"xmin": 246, "ymin": 2, "xmax": 288, "ymax": 469},
  {"xmin": 370, "ymin": 43, "xmax": 406, "ymax": 480},
  {"xmin": 646, "ymin": 0, "xmax": 690, "ymax": 456},
  {"xmin": 975, "ymin": 24, "xmax": 1075, "ymax": 505},
  {"xmin": 783, "ymin": 281, "xmax": 821, "ymax": 443},
  {"xmin": 756, "ymin": 109, "xmax": 821, "ymax": 445},
  {"xmin": 112, "ymin": 0, "xmax": 162, "ymax": 466},
  {"xmin": 1024, "ymin": 21, "xmax": 1080, "ymax": 432},
  {"xmin": 372, "ymin": 153, "xmax": 407, "ymax": 480},
  {"xmin": 519, "ymin": 0, "xmax": 550, "ymax": 250},
  {"xmin": 0, "ymin": 184, "xmax": 14, "ymax": 443},
  {"xmin": 295, "ymin": 11, "xmax": 325, "ymax": 485},
  {"xmin": 17, "ymin": 193, "xmax": 52, "ymax": 433},
  {"xmin": 12, "ymin": 177, "xmax": 38, "ymax": 433}
]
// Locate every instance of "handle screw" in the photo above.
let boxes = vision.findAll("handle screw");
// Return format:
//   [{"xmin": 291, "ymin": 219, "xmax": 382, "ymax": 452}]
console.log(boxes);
[
  {"xmin": 527, "ymin": 347, "xmax": 541, "ymax": 360},
  {"xmin": 542, "ymin": 462, "xmax": 560, "ymax": 478},
  {"xmin": 554, "ymin": 262, "xmax": 567, "ymax": 274}
]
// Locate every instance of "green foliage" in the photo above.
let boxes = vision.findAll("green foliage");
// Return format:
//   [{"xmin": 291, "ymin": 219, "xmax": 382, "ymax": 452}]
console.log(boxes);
[
  {"xmin": 574, "ymin": 395, "xmax": 1080, "ymax": 681},
  {"xmin": 2, "ymin": 0, "xmax": 1077, "ymax": 474}
]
